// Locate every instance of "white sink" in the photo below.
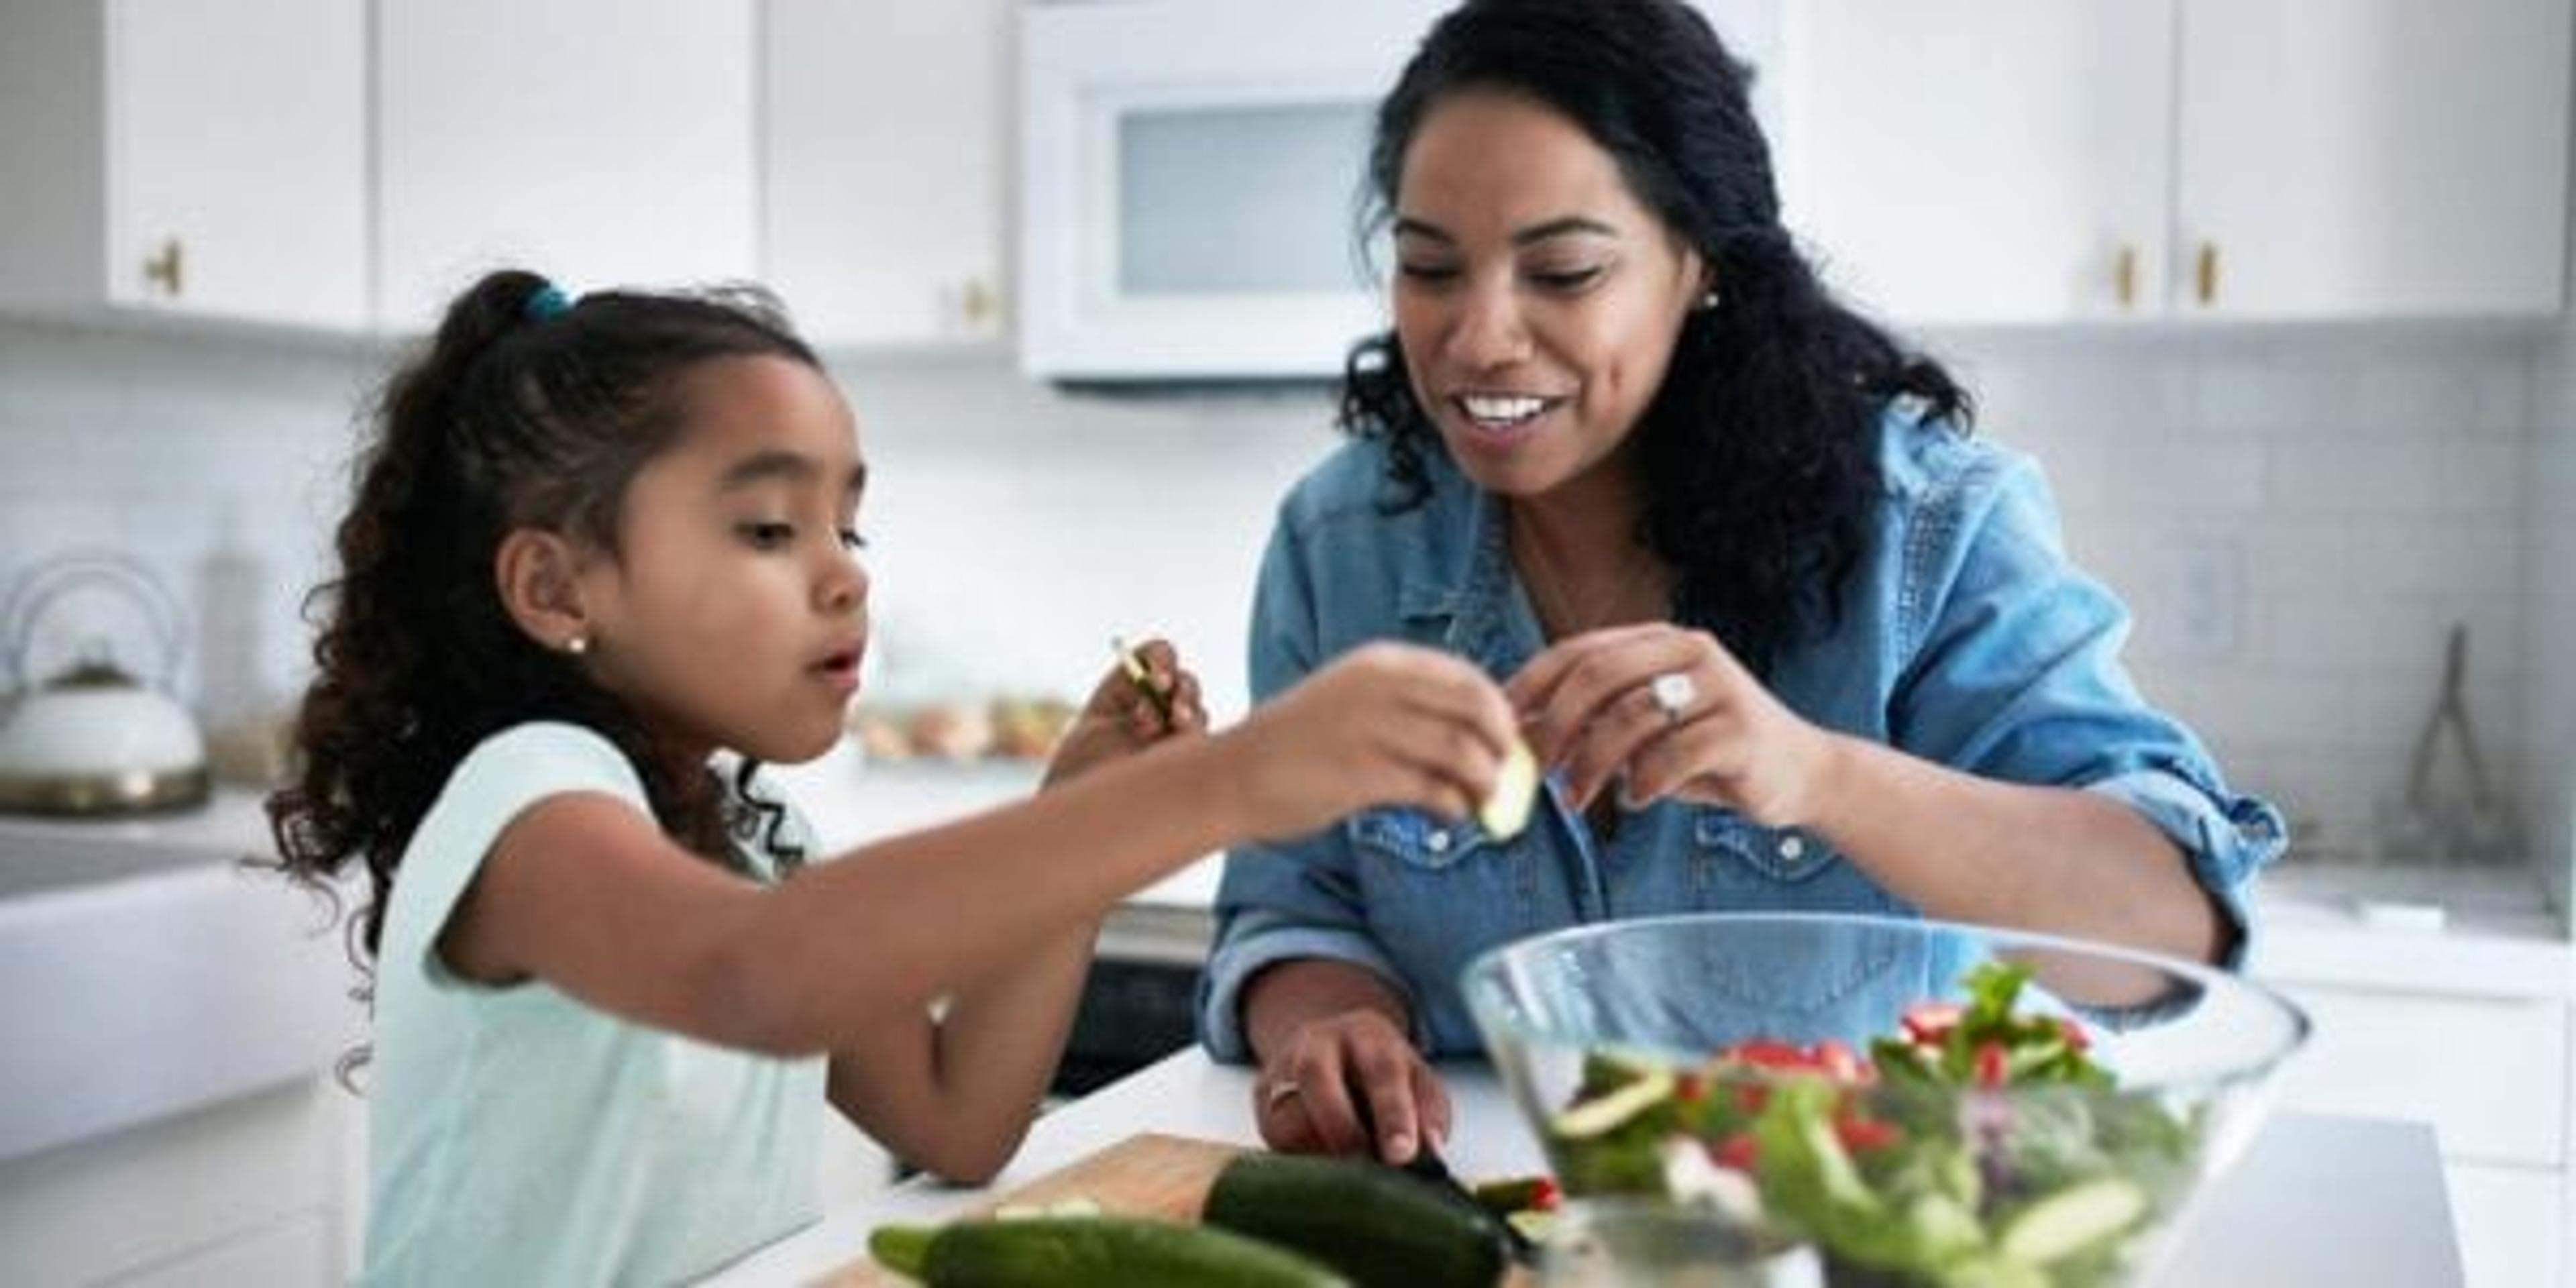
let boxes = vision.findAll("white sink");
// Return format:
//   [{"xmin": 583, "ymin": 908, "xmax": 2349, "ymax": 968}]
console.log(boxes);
[{"xmin": 0, "ymin": 828, "xmax": 358, "ymax": 1160}]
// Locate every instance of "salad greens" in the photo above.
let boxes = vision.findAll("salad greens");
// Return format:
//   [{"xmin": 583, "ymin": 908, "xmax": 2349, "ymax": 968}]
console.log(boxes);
[{"xmin": 1541, "ymin": 963, "xmax": 2206, "ymax": 1287}]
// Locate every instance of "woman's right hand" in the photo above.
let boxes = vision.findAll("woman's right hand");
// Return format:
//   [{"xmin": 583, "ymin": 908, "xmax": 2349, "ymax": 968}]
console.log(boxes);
[
  {"xmin": 1253, "ymin": 1006, "xmax": 1452, "ymax": 1164},
  {"xmin": 1221, "ymin": 641, "xmax": 1519, "ymax": 841}
]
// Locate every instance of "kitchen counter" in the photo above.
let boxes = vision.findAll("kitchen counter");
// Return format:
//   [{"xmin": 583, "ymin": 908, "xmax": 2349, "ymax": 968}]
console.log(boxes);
[{"xmin": 708, "ymin": 1047, "xmax": 2465, "ymax": 1287}]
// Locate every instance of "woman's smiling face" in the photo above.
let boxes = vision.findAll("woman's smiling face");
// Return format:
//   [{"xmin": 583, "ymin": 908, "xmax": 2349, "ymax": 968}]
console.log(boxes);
[{"xmin": 1391, "ymin": 89, "xmax": 1708, "ymax": 498}]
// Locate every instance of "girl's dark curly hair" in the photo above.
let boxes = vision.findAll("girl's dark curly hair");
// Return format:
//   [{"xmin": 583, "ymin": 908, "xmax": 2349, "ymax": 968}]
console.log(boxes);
[
  {"xmin": 1342, "ymin": 0, "xmax": 1970, "ymax": 674},
  {"xmin": 264, "ymin": 269, "xmax": 820, "ymax": 983}
]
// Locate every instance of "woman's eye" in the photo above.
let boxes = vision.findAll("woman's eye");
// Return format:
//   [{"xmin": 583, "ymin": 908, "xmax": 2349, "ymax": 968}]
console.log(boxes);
[
  {"xmin": 1529, "ymin": 266, "xmax": 1605, "ymax": 290},
  {"xmin": 838, "ymin": 527, "xmax": 869, "ymax": 551},
  {"xmin": 737, "ymin": 521, "xmax": 795, "ymax": 550},
  {"xmin": 1397, "ymin": 262, "xmax": 1460, "ymax": 285}
]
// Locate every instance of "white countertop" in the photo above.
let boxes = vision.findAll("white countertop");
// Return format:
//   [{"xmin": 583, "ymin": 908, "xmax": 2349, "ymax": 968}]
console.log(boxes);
[{"xmin": 710, "ymin": 1047, "xmax": 2463, "ymax": 1287}]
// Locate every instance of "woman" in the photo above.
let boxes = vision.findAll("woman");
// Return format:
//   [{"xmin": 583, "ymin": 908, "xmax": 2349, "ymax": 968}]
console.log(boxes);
[{"xmin": 1196, "ymin": 0, "xmax": 2286, "ymax": 1166}]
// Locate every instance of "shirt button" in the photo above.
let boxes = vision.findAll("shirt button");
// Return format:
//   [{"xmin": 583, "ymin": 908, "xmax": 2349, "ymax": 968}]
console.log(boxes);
[
  {"xmin": 1777, "ymin": 834, "xmax": 1807, "ymax": 861},
  {"xmin": 1426, "ymin": 829, "xmax": 1452, "ymax": 854}
]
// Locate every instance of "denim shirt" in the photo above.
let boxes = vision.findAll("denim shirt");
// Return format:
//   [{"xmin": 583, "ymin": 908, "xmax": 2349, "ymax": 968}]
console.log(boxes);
[{"xmin": 1197, "ymin": 412, "xmax": 2287, "ymax": 1061}]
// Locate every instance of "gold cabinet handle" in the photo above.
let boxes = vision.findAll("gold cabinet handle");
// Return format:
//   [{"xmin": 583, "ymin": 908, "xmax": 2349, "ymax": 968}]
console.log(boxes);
[
  {"xmin": 142, "ymin": 238, "xmax": 184, "ymax": 298},
  {"xmin": 2194, "ymin": 241, "xmax": 2219, "ymax": 307},
  {"xmin": 2114, "ymin": 244, "xmax": 2138, "ymax": 309}
]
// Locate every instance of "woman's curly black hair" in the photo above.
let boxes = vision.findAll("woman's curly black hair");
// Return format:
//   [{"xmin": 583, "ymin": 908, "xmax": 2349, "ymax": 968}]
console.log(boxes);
[
  {"xmin": 264, "ymin": 268, "xmax": 820, "ymax": 986},
  {"xmin": 1341, "ymin": 0, "xmax": 1970, "ymax": 674}
]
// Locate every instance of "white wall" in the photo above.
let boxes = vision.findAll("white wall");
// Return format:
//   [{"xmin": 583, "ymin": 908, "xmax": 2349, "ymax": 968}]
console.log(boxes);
[
  {"xmin": 2525, "ymin": 205, "xmax": 2576, "ymax": 920},
  {"xmin": 0, "ymin": 315, "xmax": 2546, "ymax": 869}
]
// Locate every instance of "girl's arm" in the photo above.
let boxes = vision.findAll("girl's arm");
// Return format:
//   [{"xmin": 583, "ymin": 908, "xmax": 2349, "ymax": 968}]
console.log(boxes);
[
  {"xmin": 819, "ymin": 647, "xmax": 1197, "ymax": 1182},
  {"xmin": 439, "ymin": 643, "xmax": 1521, "ymax": 1171}
]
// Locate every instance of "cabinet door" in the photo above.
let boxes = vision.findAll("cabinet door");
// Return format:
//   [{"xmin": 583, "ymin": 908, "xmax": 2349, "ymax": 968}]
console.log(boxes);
[
  {"xmin": 376, "ymin": 0, "xmax": 758, "ymax": 333},
  {"xmin": 2445, "ymin": 1163, "xmax": 2566, "ymax": 1288},
  {"xmin": 764, "ymin": 0, "xmax": 1009, "ymax": 348},
  {"xmin": 1780, "ymin": 0, "xmax": 2171, "ymax": 324},
  {"xmin": 111, "ymin": 0, "xmax": 367, "ymax": 329},
  {"xmin": 2176, "ymin": 0, "xmax": 2573, "ymax": 319}
]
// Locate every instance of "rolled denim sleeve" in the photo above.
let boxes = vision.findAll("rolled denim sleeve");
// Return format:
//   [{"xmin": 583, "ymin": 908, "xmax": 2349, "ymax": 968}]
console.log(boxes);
[
  {"xmin": 1195, "ymin": 510, "xmax": 1426, "ymax": 1063},
  {"xmin": 1890, "ymin": 447, "xmax": 2287, "ymax": 963}
]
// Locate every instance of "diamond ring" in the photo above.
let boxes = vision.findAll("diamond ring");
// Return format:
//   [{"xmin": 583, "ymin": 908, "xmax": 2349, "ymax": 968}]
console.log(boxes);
[{"xmin": 1648, "ymin": 671, "xmax": 1698, "ymax": 725}]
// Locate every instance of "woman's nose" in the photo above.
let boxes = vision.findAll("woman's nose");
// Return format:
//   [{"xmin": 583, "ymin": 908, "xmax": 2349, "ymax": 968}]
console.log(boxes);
[{"xmin": 1444, "ymin": 277, "xmax": 1532, "ymax": 369}]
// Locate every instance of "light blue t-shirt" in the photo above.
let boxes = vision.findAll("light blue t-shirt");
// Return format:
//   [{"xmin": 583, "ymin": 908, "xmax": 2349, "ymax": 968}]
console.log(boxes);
[
  {"xmin": 364, "ymin": 722, "xmax": 825, "ymax": 1287},
  {"xmin": 1200, "ymin": 411, "xmax": 2288, "ymax": 1059}
]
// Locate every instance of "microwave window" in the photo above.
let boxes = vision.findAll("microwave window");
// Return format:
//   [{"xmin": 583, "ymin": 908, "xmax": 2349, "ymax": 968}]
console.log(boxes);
[{"xmin": 1117, "ymin": 103, "xmax": 1375, "ymax": 297}]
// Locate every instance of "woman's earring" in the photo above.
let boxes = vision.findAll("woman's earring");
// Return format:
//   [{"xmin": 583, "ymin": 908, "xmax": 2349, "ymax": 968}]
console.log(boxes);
[
  {"xmin": 1697, "ymin": 288, "xmax": 1721, "ymax": 311},
  {"xmin": 565, "ymin": 635, "xmax": 590, "ymax": 657}
]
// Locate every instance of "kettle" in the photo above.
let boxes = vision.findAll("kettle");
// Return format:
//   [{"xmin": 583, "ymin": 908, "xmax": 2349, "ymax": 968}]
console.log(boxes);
[{"xmin": 0, "ymin": 549, "xmax": 209, "ymax": 815}]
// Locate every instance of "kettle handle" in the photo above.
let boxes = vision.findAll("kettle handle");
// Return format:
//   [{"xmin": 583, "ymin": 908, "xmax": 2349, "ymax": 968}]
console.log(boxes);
[{"xmin": 1, "ymin": 548, "xmax": 189, "ymax": 692}]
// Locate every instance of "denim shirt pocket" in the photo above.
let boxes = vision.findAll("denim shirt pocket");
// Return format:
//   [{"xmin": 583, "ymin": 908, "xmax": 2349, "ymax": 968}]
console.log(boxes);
[
  {"xmin": 1692, "ymin": 810, "xmax": 1841, "ymax": 883},
  {"xmin": 1348, "ymin": 806, "xmax": 1499, "ymax": 871}
]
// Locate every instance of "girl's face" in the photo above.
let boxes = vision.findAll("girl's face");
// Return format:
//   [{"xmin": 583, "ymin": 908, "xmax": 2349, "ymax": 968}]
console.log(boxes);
[
  {"xmin": 1391, "ymin": 89, "xmax": 1707, "ymax": 500},
  {"xmin": 575, "ymin": 355, "xmax": 871, "ymax": 767}
]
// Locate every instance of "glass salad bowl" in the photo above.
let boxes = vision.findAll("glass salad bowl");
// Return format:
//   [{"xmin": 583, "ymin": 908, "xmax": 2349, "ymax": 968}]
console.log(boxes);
[{"xmin": 1462, "ymin": 912, "xmax": 2310, "ymax": 1287}]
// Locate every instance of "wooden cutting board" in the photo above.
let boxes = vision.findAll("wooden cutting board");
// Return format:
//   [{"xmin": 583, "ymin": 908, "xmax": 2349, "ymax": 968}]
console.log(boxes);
[
  {"xmin": 818, "ymin": 1132, "xmax": 1537, "ymax": 1286},
  {"xmin": 820, "ymin": 1133, "xmax": 1244, "ymax": 1285}
]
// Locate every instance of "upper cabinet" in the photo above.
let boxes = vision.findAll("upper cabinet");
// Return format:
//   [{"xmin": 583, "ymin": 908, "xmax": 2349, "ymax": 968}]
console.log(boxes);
[
  {"xmin": 2176, "ymin": 0, "xmax": 2572, "ymax": 320},
  {"xmin": 1782, "ymin": 0, "xmax": 2572, "ymax": 325},
  {"xmin": 0, "ymin": 0, "xmax": 368, "ymax": 331},
  {"xmin": 374, "ymin": 0, "xmax": 759, "ymax": 333},
  {"xmin": 765, "ymin": 0, "xmax": 1011, "ymax": 349}
]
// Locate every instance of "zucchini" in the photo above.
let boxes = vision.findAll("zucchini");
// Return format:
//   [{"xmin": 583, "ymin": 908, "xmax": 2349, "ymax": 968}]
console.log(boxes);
[
  {"xmin": 867, "ymin": 1214, "xmax": 1347, "ymax": 1287},
  {"xmin": 1202, "ymin": 1152, "xmax": 1508, "ymax": 1288}
]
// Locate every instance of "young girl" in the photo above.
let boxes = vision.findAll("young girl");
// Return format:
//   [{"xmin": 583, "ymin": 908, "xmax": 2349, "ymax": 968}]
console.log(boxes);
[{"xmin": 266, "ymin": 268, "xmax": 1522, "ymax": 1285}]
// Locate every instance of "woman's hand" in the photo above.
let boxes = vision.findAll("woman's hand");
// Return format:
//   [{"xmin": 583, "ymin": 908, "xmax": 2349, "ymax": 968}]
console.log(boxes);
[
  {"xmin": 1040, "ymin": 637, "xmax": 1206, "ymax": 790},
  {"xmin": 1253, "ymin": 1006, "xmax": 1452, "ymax": 1164},
  {"xmin": 1222, "ymin": 642, "xmax": 1519, "ymax": 841},
  {"xmin": 1506, "ymin": 623, "xmax": 1843, "ymax": 826}
]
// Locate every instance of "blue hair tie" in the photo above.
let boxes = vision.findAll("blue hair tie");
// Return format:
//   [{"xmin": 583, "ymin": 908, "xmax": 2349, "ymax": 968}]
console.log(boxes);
[{"xmin": 525, "ymin": 283, "xmax": 574, "ymax": 321}]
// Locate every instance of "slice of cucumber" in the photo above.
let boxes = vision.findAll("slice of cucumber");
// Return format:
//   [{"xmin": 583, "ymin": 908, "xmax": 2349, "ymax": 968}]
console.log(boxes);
[
  {"xmin": 1997, "ymin": 1176, "xmax": 2149, "ymax": 1265},
  {"xmin": 1550, "ymin": 1068, "xmax": 1676, "ymax": 1139},
  {"xmin": 1479, "ymin": 738, "xmax": 1540, "ymax": 839}
]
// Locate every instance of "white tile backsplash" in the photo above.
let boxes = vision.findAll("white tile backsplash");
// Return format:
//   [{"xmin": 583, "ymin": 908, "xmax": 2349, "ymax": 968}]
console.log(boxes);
[{"xmin": 0, "ymin": 313, "xmax": 2551, "ymax": 869}]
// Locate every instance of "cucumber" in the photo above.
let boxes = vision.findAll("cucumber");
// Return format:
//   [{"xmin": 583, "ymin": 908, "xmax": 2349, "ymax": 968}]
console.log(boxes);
[
  {"xmin": 1478, "ymin": 737, "xmax": 1540, "ymax": 839},
  {"xmin": 1549, "ymin": 1067, "xmax": 1675, "ymax": 1139},
  {"xmin": 1997, "ymin": 1177, "xmax": 2149, "ymax": 1265},
  {"xmin": 1202, "ymin": 1152, "xmax": 1509, "ymax": 1288},
  {"xmin": 868, "ymin": 1214, "xmax": 1347, "ymax": 1287}
]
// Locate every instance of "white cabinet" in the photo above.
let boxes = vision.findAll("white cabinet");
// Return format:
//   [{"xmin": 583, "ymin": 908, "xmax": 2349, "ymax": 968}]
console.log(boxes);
[
  {"xmin": 763, "ymin": 0, "xmax": 1012, "ymax": 349},
  {"xmin": 2175, "ymin": 0, "xmax": 2572, "ymax": 320},
  {"xmin": 0, "ymin": 0, "xmax": 368, "ymax": 330},
  {"xmin": 1782, "ymin": 0, "xmax": 2572, "ymax": 324},
  {"xmin": 374, "ymin": 0, "xmax": 759, "ymax": 333},
  {"xmin": 2255, "ymin": 927, "xmax": 2575, "ymax": 1288}
]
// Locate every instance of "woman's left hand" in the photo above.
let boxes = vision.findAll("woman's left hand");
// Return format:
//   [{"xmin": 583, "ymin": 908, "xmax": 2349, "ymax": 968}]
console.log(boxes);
[
  {"xmin": 1505, "ymin": 623, "xmax": 1840, "ymax": 826},
  {"xmin": 1042, "ymin": 637, "xmax": 1208, "ymax": 789}
]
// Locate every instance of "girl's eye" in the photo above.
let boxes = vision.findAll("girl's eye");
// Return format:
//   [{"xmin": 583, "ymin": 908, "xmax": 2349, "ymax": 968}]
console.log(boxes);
[
  {"xmin": 737, "ymin": 521, "xmax": 795, "ymax": 550},
  {"xmin": 838, "ymin": 527, "xmax": 869, "ymax": 551},
  {"xmin": 1397, "ymin": 262, "xmax": 1460, "ymax": 285}
]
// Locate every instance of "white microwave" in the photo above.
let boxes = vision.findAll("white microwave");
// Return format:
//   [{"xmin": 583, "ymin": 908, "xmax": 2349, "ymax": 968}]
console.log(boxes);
[{"xmin": 1018, "ymin": 0, "xmax": 1449, "ymax": 384}]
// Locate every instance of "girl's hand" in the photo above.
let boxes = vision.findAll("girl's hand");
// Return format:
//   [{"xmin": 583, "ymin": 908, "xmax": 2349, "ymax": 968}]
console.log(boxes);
[
  {"xmin": 1040, "ymin": 637, "xmax": 1206, "ymax": 790},
  {"xmin": 1252, "ymin": 1008, "xmax": 1451, "ymax": 1164},
  {"xmin": 1222, "ymin": 642, "xmax": 1519, "ymax": 841},
  {"xmin": 1505, "ymin": 623, "xmax": 1841, "ymax": 826}
]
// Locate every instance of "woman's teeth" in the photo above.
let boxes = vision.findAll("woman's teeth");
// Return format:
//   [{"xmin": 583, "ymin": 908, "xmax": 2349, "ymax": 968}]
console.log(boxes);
[{"xmin": 1460, "ymin": 394, "xmax": 1550, "ymax": 427}]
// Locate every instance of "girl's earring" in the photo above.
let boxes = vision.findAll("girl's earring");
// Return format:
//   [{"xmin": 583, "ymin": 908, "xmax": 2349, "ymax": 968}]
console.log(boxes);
[
  {"xmin": 566, "ymin": 635, "xmax": 590, "ymax": 657},
  {"xmin": 1697, "ymin": 288, "xmax": 1721, "ymax": 311}
]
